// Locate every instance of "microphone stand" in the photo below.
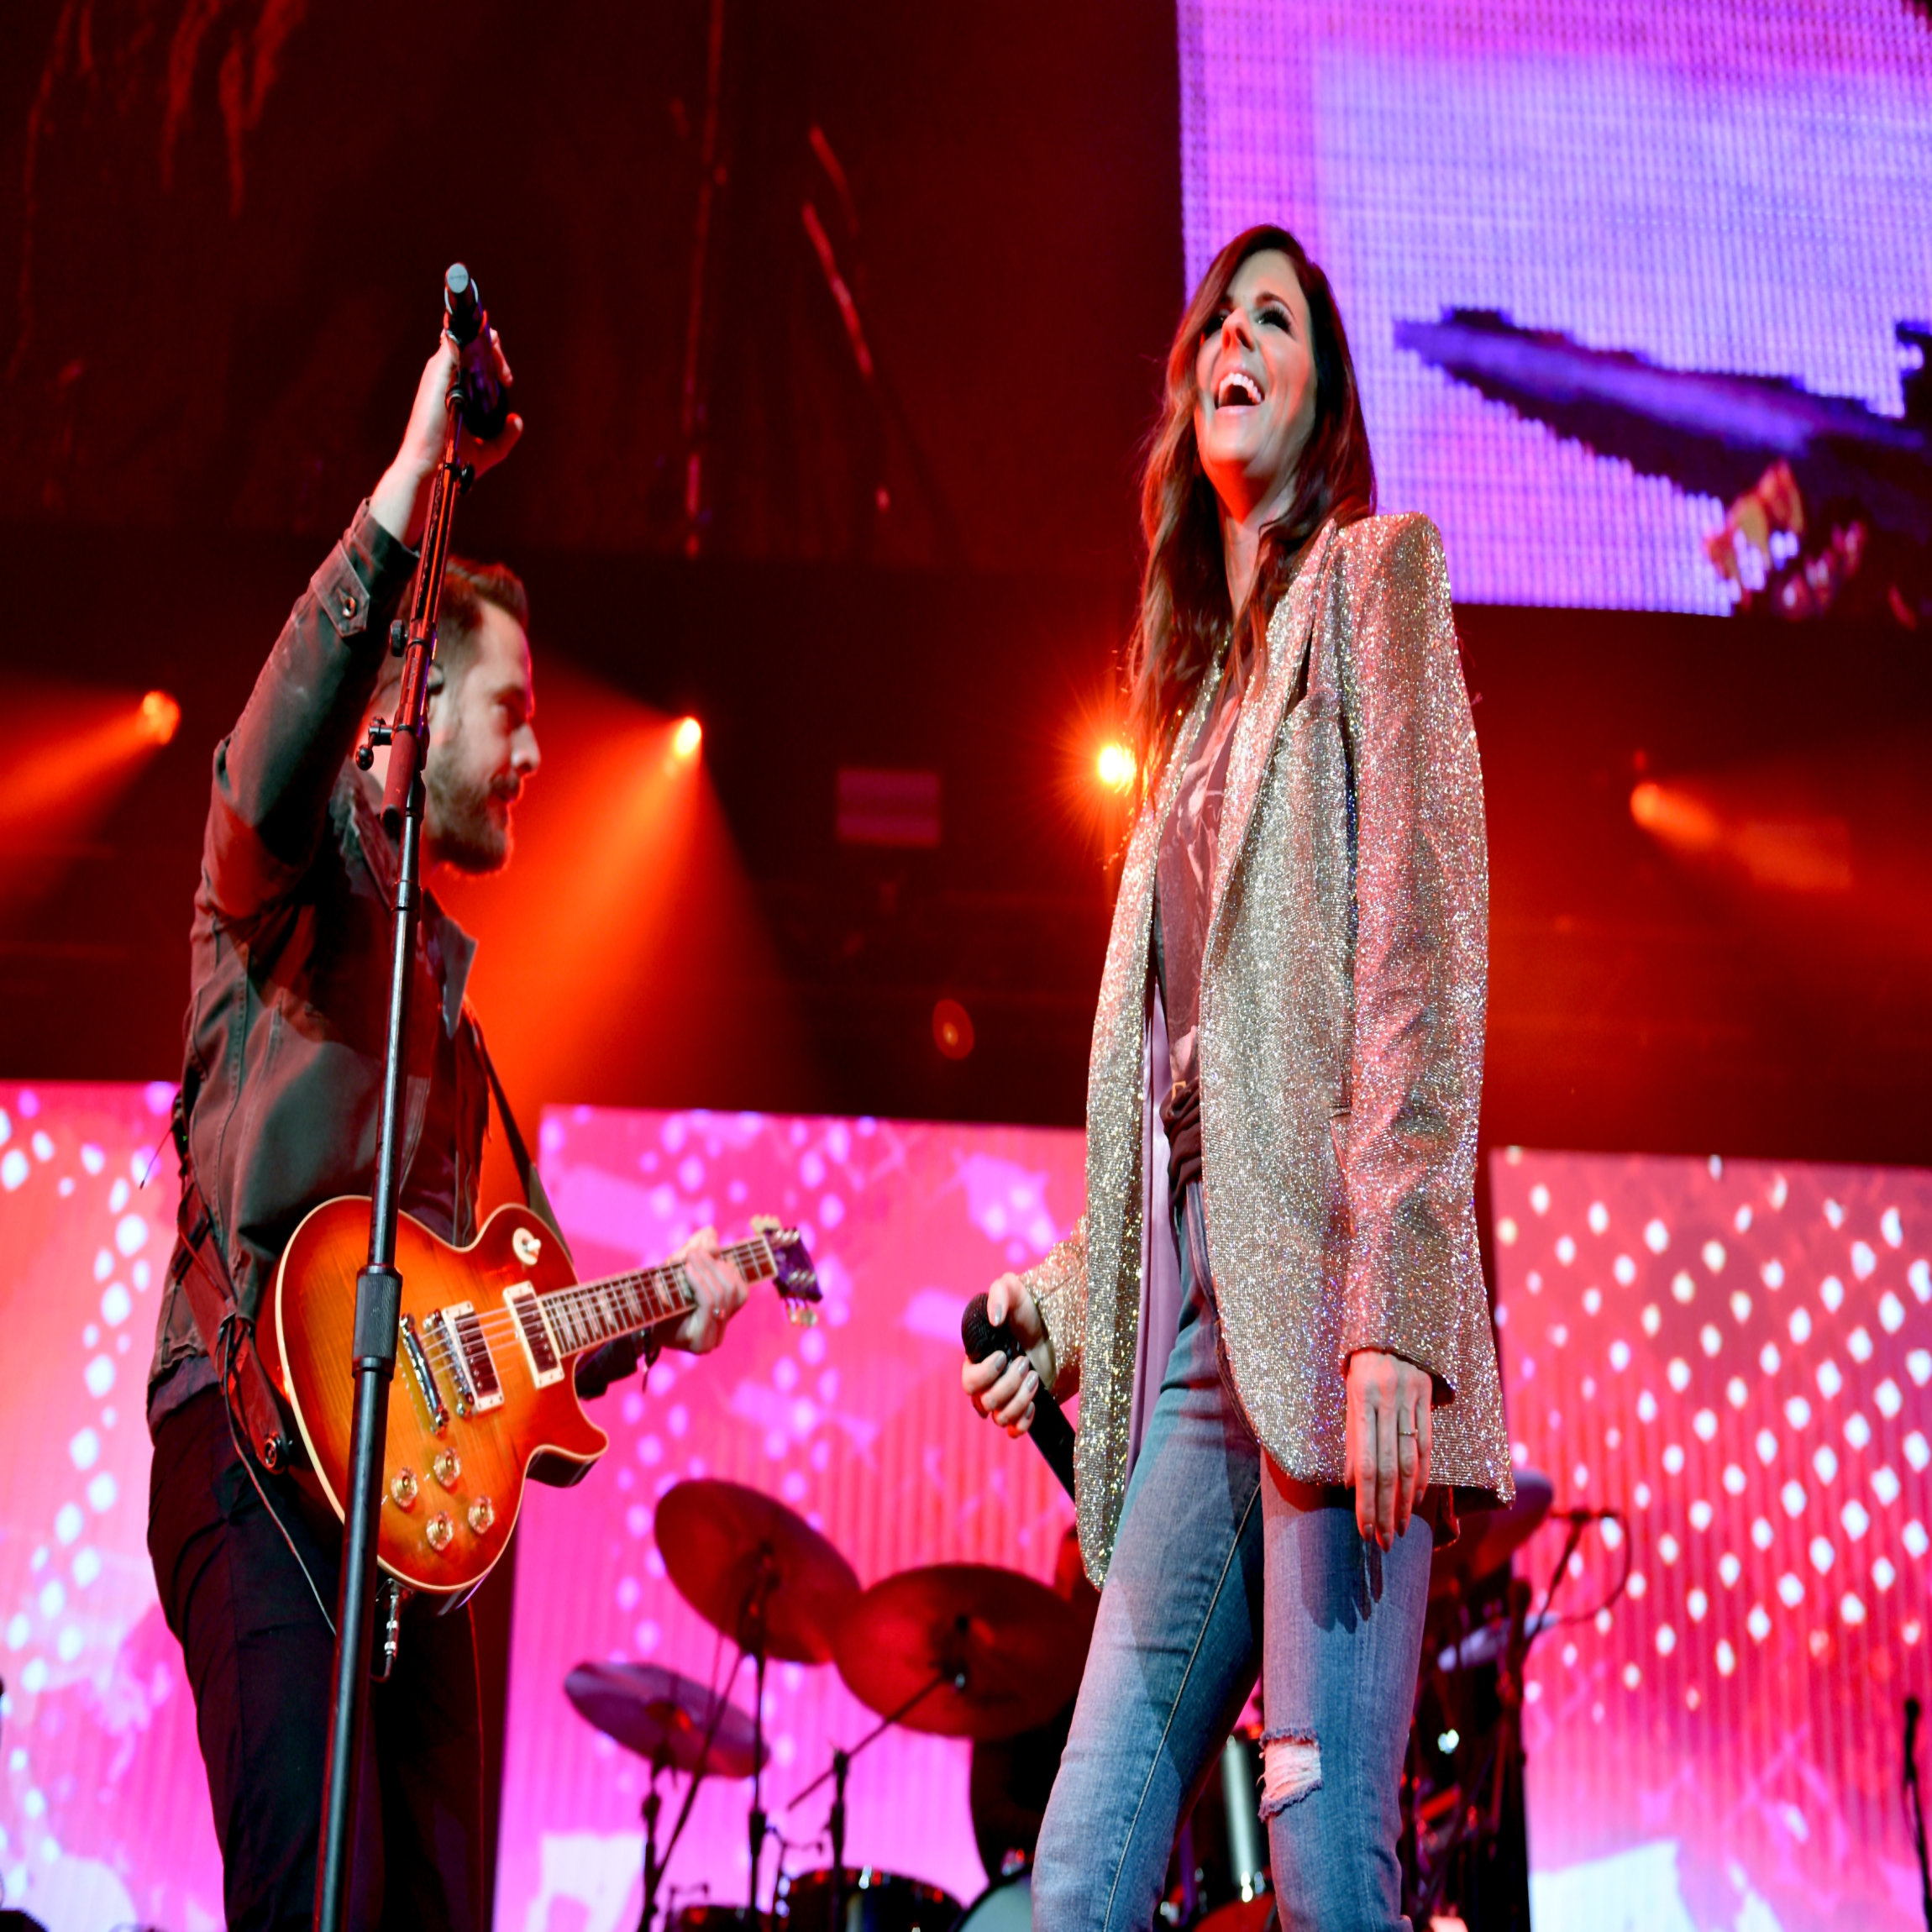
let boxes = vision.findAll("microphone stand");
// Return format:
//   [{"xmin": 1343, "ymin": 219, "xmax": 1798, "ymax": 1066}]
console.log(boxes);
[{"xmin": 312, "ymin": 328, "xmax": 477, "ymax": 1932}]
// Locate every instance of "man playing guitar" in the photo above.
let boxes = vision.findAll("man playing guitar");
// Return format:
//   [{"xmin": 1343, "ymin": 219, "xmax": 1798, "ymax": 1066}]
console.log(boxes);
[{"xmin": 144, "ymin": 323, "xmax": 751, "ymax": 1932}]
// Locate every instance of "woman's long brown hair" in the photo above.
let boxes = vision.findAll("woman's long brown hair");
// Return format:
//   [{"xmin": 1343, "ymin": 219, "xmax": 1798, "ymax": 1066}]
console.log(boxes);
[{"xmin": 1126, "ymin": 226, "xmax": 1376, "ymax": 791}]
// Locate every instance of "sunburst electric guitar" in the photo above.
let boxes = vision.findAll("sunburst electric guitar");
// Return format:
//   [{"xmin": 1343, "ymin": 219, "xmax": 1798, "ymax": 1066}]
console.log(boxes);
[{"xmin": 257, "ymin": 1199, "xmax": 820, "ymax": 1596}]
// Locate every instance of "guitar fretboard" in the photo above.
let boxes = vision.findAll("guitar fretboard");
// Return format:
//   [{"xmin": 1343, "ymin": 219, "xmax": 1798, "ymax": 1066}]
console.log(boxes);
[{"xmin": 534, "ymin": 1236, "xmax": 774, "ymax": 1356}]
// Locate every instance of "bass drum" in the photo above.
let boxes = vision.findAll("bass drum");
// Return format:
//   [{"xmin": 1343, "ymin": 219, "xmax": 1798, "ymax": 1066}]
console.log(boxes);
[
  {"xmin": 670, "ymin": 1909, "xmax": 767, "ymax": 1932},
  {"xmin": 775, "ymin": 1867, "xmax": 958, "ymax": 1932},
  {"xmin": 953, "ymin": 1872, "xmax": 1032, "ymax": 1932}
]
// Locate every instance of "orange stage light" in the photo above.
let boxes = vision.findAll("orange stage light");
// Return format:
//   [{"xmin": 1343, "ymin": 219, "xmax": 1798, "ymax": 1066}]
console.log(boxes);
[
  {"xmin": 0, "ymin": 686, "xmax": 181, "ymax": 832},
  {"xmin": 1632, "ymin": 779, "xmax": 1852, "ymax": 893},
  {"xmin": 1096, "ymin": 741, "xmax": 1135, "ymax": 790},
  {"xmin": 672, "ymin": 716, "xmax": 703, "ymax": 759},
  {"xmin": 139, "ymin": 690, "xmax": 181, "ymax": 744},
  {"xmin": 932, "ymin": 997, "xmax": 975, "ymax": 1060}
]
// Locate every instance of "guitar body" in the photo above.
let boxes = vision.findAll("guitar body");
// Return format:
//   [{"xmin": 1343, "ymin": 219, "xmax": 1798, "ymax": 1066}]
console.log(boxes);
[{"xmin": 260, "ymin": 1199, "xmax": 611, "ymax": 1597}]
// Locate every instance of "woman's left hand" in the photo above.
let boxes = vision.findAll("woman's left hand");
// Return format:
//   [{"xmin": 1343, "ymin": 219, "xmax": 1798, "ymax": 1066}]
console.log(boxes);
[{"xmin": 1344, "ymin": 1349, "xmax": 1433, "ymax": 1550}]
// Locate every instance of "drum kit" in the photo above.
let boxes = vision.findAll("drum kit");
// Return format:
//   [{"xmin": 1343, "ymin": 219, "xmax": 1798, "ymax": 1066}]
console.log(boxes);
[
  {"xmin": 564, "ymin": 1478, "xmax": 1089, "ymax": 1932},
  {"xmin": 565, "ymin": 1469, "xmax": 1565, "ymax": 1932}
]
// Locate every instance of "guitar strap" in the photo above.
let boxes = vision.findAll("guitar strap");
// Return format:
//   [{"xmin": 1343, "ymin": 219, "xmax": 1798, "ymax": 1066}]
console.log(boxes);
[
  {"xmin": 168, "ymin": 1081, "xmax": 300, "ymax": 1471},
  {"xmin": 470, "ymin": 1018, "xmax": 662, "ymax": 1386},
  {"xmin": 469, "ymin": 1014, "xmax": 573, "ymax": 1267}
]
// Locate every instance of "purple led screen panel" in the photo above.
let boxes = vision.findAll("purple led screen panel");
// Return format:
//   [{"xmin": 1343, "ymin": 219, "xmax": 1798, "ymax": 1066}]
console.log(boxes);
[
  {"xmin": 496, "ymin": 1106, "xmax": 1082, "ymax": 1928},
  {"xmin": 1488, "ymin": 1149, "xmax": 1932, "ymax": 1931},
  {"xmin": 1178, "ymin": 1, "xmax": 1932, "ymax": 613}
]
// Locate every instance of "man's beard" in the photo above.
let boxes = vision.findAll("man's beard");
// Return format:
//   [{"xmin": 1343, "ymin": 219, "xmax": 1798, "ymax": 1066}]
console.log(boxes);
[{"xmin": 426, "ymin": 743, "xmax": 514, "ymax": 874}]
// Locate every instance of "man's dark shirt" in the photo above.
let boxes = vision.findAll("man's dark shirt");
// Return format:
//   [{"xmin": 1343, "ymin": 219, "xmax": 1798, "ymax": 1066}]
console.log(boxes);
[{"xmin": 146, "ymin": 503, "xmax": 490, "ymax": 1430}]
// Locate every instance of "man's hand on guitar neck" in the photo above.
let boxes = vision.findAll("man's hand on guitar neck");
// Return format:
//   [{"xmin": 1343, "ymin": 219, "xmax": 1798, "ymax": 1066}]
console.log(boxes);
[{"xmin": 669, "ymin": 1226, "xmax": 749, "ymax": 1355}]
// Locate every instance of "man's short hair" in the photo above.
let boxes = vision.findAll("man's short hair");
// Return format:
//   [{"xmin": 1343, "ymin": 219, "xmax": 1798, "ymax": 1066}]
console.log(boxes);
[{"xmin": 368, "ymin": 556, "xmax": 528, "ymax": 717}]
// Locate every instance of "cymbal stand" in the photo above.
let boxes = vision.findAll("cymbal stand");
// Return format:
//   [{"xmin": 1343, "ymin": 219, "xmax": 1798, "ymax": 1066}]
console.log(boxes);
[
  {"xmin": 740, "ymin": 1550, "xmax": 780, "ymax": 1913},
  {"xmin": 639, "ymin": 1767, "xmax": 665, "ymax": 1932},
  {"xmin": 644, "ymin": 1650, "xmax": 749, "ymax": 1932},
  {"xmin": 788, "ymin": 1667, "xmax": 962, "ymax": 1932}
]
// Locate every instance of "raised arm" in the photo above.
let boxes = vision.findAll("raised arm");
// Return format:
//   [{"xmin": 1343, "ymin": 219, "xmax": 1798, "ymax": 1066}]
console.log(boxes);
[
  {"xmin": 1333, "ymin": 515, "xmax": 1488, "ymax": 1399},
  {"xmin": 203, "ymin": 332, "xmax": 522, "ymax": 922}
]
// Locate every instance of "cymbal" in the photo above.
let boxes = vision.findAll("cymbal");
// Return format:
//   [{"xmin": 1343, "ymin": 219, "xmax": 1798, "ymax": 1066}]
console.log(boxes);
[
  {"xmin": 656, "ymin": 1478, "xmax": 859, "ymax": 1664},
  {"xmin": 1428, "ymin": 1468, "xmax": 1555, "ymax": 1600},
  {"xmin": 564, "ymin": 1661, "xmax": 765, "ymax": 1779},
  {"xmin": 834, "ymin": 1563, "xmax": 1086, "ymax": 1742}
]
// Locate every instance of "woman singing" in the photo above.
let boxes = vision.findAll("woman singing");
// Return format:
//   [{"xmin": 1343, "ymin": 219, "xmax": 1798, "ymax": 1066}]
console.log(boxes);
[{"xmin": 960, "ymin": 225, "xmax": 1514, "ymax": 1929}]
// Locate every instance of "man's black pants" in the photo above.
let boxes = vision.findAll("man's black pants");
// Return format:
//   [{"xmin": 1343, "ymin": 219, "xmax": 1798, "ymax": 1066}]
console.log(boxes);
[{"xmin": 147, "ymin": 1387, "xmax": 486, "ymax": 1932}]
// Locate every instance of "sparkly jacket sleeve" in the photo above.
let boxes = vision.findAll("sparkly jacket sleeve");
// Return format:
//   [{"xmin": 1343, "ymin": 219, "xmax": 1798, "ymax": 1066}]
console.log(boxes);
[
  {"xmin": 1026, "ymin": 1217, "xmax": 1089, "ymax": 1399},
  {"xmin": 1333, "ymin": 515, "xmax": 1488, "ymax": 1397}
]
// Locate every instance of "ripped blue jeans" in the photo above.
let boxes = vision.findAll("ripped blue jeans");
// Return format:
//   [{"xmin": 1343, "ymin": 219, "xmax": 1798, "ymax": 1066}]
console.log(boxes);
[{"xmin": 1032, "ymin": 1210, "xmax": 1431, "ymax": 1932}]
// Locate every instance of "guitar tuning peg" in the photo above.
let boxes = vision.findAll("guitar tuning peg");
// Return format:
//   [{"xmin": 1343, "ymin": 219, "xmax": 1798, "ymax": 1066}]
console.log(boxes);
[{"xmin": 787, "ymin": 1305, "xmax": 818, "ymax": 1328}]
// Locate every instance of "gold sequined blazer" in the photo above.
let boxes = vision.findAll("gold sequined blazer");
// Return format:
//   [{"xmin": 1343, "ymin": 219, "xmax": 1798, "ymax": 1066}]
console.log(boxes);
[{"xmin": 1027, "ymin": 512, "xmax": 1515, "ymax": 1581}]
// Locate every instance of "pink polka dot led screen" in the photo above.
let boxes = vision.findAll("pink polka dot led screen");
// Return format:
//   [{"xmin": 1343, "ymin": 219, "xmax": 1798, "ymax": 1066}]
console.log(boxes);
[
  {"xmin": 1489, "ymin": 1149, "xmax": 1932, "ymax": 1929},
  {"xmin": 495, "ymin": 1105, "xmax": 1084, "ymax": 1925},
  {"xmin": 0, "ymin": 1082, "xmax": 224, "ymax": 1929},
  {"xmin": 1178, "ymin": 0, "xmax": 1932, "ymax": 613}
]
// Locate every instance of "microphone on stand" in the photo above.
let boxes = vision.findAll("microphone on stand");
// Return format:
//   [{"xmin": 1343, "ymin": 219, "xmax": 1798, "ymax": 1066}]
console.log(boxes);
[
  {"xmin": 963, "ymin": 1293, "xmax": 1076, "ymax": 1501},
  {"xmin": 443, "ymin": 264, "xmax": 512, "ymax": 441}
]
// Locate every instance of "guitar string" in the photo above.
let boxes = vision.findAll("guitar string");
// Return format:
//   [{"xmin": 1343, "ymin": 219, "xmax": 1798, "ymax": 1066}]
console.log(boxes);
[
  {"xmin": 412, "ymin": 1263, "xmax": 743, "ymax": 1367},
  {"xmin": 403, "ymin": 1237, "xmax": 788, "ymax": 1379},
  {"xmin": 412, "ymin": 1237, "xmax": 764, "ymax": 1347}
]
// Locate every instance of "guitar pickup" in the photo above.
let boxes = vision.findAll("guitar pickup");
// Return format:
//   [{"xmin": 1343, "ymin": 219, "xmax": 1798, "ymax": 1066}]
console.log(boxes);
[
  {"xmin": 399, "ymin": 1314, "xmax": 449, "ymax": 1433},
  {"xmin": 424, "ymin": 1302, "xmax": 503, "ymax": 1418},
  {"xmin": 504, "ymin": 1284, "xmax": 564, "ymax": 1389}
]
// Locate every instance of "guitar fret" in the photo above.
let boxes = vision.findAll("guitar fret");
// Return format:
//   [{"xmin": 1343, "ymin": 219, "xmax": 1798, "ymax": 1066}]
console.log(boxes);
[{"xmin": 532, "ymin": 1232, "xmax": 790, "ymax": 1360}]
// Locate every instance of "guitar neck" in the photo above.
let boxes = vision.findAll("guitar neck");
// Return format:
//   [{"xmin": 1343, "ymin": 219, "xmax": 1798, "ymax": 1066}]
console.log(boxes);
[{"xmin": 534, "ymin": 1236, "xmax": 775, "ymax": 1358}]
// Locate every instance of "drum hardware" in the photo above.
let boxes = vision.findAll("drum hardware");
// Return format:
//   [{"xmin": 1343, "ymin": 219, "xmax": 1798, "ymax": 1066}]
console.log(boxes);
[
  {"xmin": 564, "ymin": 1659, "xmax": 768, "ymax": 1932},
  {"xmin": 832, "ymin": 1564, "xmax": 1086, "ymax": 1743},
  {"xmin": 774, "ymin": 1866, "xmax": 959, "ymax": 1932},
  {"xmin": 1404, "ymin": 1476, "xmax": 1630, "ymax": 1928},
  {"xmin": 786, "ymin": 1667, "xmax": 963, "ymax": 1932},
  {"xmin": 657, "ymin": 1479, "xmax": 861, "ymax": 1917}
]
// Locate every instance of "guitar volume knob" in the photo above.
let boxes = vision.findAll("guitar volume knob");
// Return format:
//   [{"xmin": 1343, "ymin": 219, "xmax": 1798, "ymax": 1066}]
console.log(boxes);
[
  {"xmin": 389, "ymin": 1469, "xmax": 418, "ymax": 1509},
  {"xmin": 425, "ymin": 1512, "xmax": 454, "ymax": 1553},
  {"xmin": 432, "ymin": 1450, "xmax": 461, "ymax": 1489},
  {"xmin": 467, "ymin": 1496, "xmax": 496, "ymax": 1535}
]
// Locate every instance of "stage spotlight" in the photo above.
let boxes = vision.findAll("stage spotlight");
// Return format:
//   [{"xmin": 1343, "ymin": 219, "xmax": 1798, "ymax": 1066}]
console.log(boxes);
[
  {"xmin": 672, "ymin": 716, "xmax": 703, "ymax": 759},
  {"xmin": 139, "ymin": 690, "xmax": 181, "ymax": 744},
  {"xmin": 1096, "ymin": 741, "xmax": 1135, "ymax": 790},
  {"xmin": 1630, "ymin": 780, "xmax": 1718, "ymax": 853},
  {"xmin": 932, "ymin": 997, "xmax": 974, "ymax": 1060}
]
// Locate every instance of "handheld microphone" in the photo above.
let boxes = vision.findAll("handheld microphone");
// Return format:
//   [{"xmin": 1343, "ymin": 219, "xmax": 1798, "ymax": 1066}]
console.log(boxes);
[
  {"xmin": 962, "ymin": 1292, "xmax": 1076, "ymax": 1500},
  {"xmin": 443, "ymin": 264, "xmax": 511, "ymax": 441}
]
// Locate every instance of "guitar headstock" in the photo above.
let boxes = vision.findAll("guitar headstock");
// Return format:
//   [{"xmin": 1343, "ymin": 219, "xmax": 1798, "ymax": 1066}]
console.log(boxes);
[{"xmin": 751, "ymin": 1216, "xmax": 821, "ymax": 1326}]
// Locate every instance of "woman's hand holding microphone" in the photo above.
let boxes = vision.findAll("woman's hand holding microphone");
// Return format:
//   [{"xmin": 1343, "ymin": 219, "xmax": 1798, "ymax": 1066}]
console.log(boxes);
[{"xmin": 960, "ymin": 1273, "xmax": 1057, "ymax": 1436}]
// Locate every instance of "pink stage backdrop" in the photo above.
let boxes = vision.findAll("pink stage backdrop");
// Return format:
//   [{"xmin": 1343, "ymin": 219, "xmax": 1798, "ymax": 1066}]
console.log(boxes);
[
  {"xmin": 1490, "ymin": 1149, "xmax": 1932, "ymax": 1930},
  {"xmin": 496, "ymin": 1106, "xmax": 1082, "ymax": 1931},
  {"xmin": 0, "ymin": 1080, "xmax": 224, "ymax": 1932}
]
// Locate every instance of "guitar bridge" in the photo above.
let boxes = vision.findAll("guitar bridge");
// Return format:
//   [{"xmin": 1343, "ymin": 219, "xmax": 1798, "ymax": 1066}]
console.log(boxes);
[{"xmin": 399, "ymin": 1314, "xmax": 449, "ymax": 1433}]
